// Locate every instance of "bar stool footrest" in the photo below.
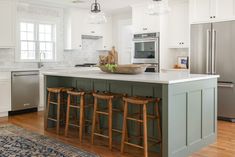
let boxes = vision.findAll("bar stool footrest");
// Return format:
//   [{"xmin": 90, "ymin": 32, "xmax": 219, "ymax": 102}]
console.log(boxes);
[
  {"xmin": 124, "ymin": 142, "xmax": 144, "ymax": 149},
  {"xmin": 94, "ymin": 133, "xmax": 109, "ymax": 139}
]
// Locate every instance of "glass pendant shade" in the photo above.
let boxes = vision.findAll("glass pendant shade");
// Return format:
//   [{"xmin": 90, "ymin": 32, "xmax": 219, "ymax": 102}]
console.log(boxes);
[
  {"xmin": 147, "ymin": 0, "xmax": 171, "ymax": 15},
  {"xmin": 88, "ymin": 12, "xmax": 107, "ymax": 24},
  {"xmin": 88, "ymin": 0, "xmax": 107, "ymax": 24}
]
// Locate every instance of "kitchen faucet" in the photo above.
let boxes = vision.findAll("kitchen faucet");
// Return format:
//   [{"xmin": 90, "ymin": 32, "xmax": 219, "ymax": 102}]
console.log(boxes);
[{"xmin": 38, "ymin": 51, "xmax": 45, "ymax": 68}]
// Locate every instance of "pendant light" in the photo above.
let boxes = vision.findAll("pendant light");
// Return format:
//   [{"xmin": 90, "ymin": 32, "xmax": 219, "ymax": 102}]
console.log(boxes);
[
  {"xmin": 147, "ymin": 0, "xmax": 171, "ymax": 16},
  {"xmin": 88, "ymin": 0, "xmax": 107, "ymax": 24}
]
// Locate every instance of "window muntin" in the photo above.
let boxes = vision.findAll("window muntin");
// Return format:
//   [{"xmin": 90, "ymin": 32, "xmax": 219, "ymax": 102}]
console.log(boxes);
[{"xmin": 19, "ymin": 22, "xmax": 56, "ymax": 61}]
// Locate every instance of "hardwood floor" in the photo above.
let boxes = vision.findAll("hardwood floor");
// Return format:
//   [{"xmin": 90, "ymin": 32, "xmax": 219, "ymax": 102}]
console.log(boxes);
[{"xmin": 0, "ymin": 111, "xmax": 234, "ymax": 157}]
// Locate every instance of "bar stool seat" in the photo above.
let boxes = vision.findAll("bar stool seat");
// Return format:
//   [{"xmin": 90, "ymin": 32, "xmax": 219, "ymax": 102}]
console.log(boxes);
[
  {"xmin": 45, "ymin": 87, "xmax": 73, "ymax": 134},
  {"xmin": 65, "ymin": 90, "xmax": 93, "ymax": 142},
  {"xmin": 91, "ymin": 91, "xmax": 125, "ymax": 150},
  {"xmin": 121, "ymin": 96, "xmax": 161, "ymax": 157}
]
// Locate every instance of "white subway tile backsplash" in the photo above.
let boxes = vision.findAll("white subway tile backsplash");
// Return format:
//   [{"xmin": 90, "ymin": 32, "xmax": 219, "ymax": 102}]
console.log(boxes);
[{"xmin": 0, "ymin": 38, "xmax": 102, "ymax": 69}]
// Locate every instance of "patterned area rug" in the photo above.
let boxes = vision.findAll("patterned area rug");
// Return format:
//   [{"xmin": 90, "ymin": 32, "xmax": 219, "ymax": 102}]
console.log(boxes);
[{"xmin": 0, "ymin": 124, "xmax": 99, "ymax": 157}]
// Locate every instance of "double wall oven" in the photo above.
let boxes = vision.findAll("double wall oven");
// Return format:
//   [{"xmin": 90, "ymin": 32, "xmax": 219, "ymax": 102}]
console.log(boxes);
[{"xmin": 132, "ymin": 32, "xmax": 160, "ymax": 66}]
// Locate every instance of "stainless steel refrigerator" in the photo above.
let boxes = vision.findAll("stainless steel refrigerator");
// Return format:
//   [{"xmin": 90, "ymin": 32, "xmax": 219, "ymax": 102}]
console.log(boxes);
[{"xmin": 191, "ymin": 21, "xmax": 235, "ymax": 122}]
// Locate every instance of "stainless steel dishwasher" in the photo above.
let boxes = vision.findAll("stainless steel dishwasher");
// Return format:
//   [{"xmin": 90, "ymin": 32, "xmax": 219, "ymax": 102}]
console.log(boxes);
[{"xmin": 11, "ymin": 71, "xmax": 39, "ymax": 111}]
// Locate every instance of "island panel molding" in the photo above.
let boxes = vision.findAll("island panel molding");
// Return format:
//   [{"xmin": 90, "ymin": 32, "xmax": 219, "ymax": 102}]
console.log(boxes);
[
  {"xmin": 166, "ymin": 79, "xmax": 217, "ymax": 157},
  {"xmin": 43, "ymin": 72, "xmax": 217, "ymax": 157}
]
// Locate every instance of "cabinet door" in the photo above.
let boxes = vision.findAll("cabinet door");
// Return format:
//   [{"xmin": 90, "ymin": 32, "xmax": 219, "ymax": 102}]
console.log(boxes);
[
  {"xmin": 132, "ymin": 6, "xmax": 145, "ymax": 33},
  {"xmin": 102, "ymin": 16, "xmax": 113, "ymax": 50},
  {"xmin": 132, "ymin": 5, "xmax": 160, "ymax": 33},
  {"xmin": 0, "ymin": 80, "xmax": 11, "ymax": 113},
  {"xmin": 213, "ymin": 0, "xmax": 235, "ymax": 20},
  {"xmin": 0, "ymin": 0, "xmax": 16, "ymax": 48},
  {"xmin": 143, "ymin": 13, "xmax": 160, "ymax": 33},
  {"xmin": 71, "ymin": 10, "xmax": 84, "ymax": 49},
  {"xmin": 39, "ymin": 74, "xmax": 44, "ymax": 111},
  {"xmin": 169, "ymin": 1, "xmax": 189, "ymax": 48},
  {"xmin": 64, "ymin": 9, "xmax": 83, "ymax": 50},
  {"xmin": 190, "ymin": 0, "xmax": 212, "ymax": 23},
  {"xmin": 83, "ymin": 24, "xmax": 102, "ymax": 36}
]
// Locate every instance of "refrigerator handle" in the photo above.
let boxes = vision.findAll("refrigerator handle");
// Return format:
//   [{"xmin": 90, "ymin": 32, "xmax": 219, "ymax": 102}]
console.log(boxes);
[
  {"xmin": 206, "ymin": 29, "xmax": 211, "ymax": 74},
  {"xmin": 212, "ymin": 29, "xmax": 216, "ymax": 74}
]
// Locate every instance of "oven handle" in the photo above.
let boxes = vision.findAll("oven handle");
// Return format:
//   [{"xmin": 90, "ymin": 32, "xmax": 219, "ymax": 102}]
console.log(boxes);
[
  {"xmin": 13, "ymin": 74, "xmax": 39, "ymax": 77},
  {"xmin": 133, "ymin": 38, "xmax": 159, "ymax": 42}
]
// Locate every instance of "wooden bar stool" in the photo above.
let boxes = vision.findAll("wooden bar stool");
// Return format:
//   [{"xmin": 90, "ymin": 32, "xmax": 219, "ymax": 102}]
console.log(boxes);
[
  {"xmin": 65, "ymin": 90, "xmax": 93, "ymax": 143},
  {"xmin": 121, "ymin": 96, "xmax": 161, "ymax": 157},
  {"xmin": 91, "ymin": 92, "xmax": 124, "ymax": 150},
  {"xmin": 45, "ymin": 87, "xmax": 73, "ymax": 134}
]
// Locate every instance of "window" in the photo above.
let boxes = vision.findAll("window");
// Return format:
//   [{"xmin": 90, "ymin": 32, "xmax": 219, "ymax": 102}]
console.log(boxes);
[{"xmin": 19, "ymin": 22, "xmax": 56, "ymax": 61}]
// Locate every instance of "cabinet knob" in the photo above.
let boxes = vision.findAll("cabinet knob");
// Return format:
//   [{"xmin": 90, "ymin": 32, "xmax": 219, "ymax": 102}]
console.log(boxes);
[
  {"xmin": 210, "ymin": 16, "xmax": 212, "ymax": 19},
  {"xmin": 143, "ymin": 28, "xmax": 148, "ymax": 31},
  {"xmin": 91, "ymin": 31, "xmax": 95, "ymax": 34},
  {"xmin": 213, "ymin": 16, "xmax": 216, "ymax": 18},
  {"xmin": 79, "ymin": 45, "xmax": 82, "ymax": 47}
]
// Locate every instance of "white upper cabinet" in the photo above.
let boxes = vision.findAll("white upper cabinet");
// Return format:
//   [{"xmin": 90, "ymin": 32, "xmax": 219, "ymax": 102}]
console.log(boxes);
[
  {"xmin": 190, "ymin": 0, "xmax": 211, "ymax": 23},
  {"xmin": 64, "ymin": 9, "xmax": 112, "ymax": 50},
  {"xmin": 0, "ymin": 0, "xmax": 16, "ymax": 48},
  {"xmin": 132, "ymin": 4, "xmax": 160, "ymax": 33},
  {"xmin": 101, "ymin": 16, "xmax": 113, "ymax": 50},
  {"xmin": 213, "ymin": 0, "xmax": 235, "ymax": 21},
  {"xmin": 190, "ymin": 0, "xmax": 235, "ymax": 23},
  {"xmin": 64, "ymin": 9, "xmax": 83, "ymax": 50},
  {"xmin": 168, "ymin": 0, "xmax": 189, "ymax": 48}
]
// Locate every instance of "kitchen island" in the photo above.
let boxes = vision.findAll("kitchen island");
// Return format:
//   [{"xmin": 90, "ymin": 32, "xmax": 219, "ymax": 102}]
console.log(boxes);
[{"xmin": 42, "ymin": 68, "xmax": 219, "ymax": 157}]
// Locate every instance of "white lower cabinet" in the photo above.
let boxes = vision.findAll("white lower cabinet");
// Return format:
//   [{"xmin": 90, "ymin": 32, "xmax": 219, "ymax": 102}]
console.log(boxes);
[
  {"xmin": 0, "ymin": 72, "xmax": 11, "ymax": 117},
  {"xmin": 39, "ymin": 73, "xmax": 44, "ymax": 111},
  {"xmin": 0, "ymin": 81, "xmax": 11, "ymax": 113}
]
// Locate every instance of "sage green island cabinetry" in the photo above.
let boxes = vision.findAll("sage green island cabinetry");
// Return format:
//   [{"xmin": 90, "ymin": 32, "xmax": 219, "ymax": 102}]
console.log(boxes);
[{"xmin": 42, "ymin": 68, "xmax": 219, "ymax": 157}]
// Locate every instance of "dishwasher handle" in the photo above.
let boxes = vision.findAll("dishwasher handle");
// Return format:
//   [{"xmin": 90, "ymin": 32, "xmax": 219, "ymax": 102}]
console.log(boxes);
[
  {"xmin": 13, "ymin": 73, "xmax": 39, "ymax": 77},
  {"xmin": 218, "ymin": 82, "xmax": 234, "ymax": 88}
]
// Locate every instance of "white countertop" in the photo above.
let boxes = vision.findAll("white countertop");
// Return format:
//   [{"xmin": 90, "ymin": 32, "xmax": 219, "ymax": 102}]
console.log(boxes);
[
  {"xmin": 41, "ymin": 67, "xmax": 219, "ymax": 84},
  {"xmin": 0, "ymin": 66, "xmax": 76, "ymax": 72}
]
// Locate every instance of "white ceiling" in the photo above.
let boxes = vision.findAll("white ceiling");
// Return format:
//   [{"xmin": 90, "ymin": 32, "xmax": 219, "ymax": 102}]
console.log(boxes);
[{"xmin": 21, "ymin": 0, "xmax": 148, "ymax": 12}]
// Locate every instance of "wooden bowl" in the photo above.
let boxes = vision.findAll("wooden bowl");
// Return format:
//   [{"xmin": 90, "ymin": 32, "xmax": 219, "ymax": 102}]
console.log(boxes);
[{"xmin": 99, "ymin": 64, "xmax": 150, "ymax": 74}]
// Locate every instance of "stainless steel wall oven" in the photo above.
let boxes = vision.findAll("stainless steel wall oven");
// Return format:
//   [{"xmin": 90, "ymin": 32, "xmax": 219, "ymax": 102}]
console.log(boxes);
[{"xmin": 132, "ymin": 32, "xmax": 160, "ymax": 64}]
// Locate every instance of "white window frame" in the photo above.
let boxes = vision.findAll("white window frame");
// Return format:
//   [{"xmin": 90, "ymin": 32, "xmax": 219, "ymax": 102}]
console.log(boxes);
[{"xmin": 16, "ymin": 19, "xmax": 57, "ymax": 62}]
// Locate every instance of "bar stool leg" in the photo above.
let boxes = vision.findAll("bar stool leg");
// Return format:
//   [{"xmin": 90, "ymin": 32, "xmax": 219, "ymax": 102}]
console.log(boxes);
[
  {"xmin": 96, "ymin": 110, "xmax": 101, "ymax": 134},
  {"xmin": 91, "ymin": 97, "xmax": 98, "ymax": 145},
  {"xmin": 45, "ymin": 92, "xmax": 51, "ymax": 130},
  {"xmin": 143, "ymin": 103, "xmax": 148, "ymax": 157},
  {"xmin": 156, "ymin": 101, "xmax": 162, "ymax": 154},
  {"xmin": 121, "ymin": 101, "xmax": 128, "ymax": 153},
  {"xmin": 108, "ymin": 98, "xmax": 113, "ymax": 150},
  {"xmin": 79, "ymin": 95, "xmax": 84, "ymax": 143},
  {"xmin": 65, "ymin": 94, "xmax": 71, "ymax": 137},
  {"xmin": 56, "ymin": 93, "xmax": 61, "ymax": 134}
]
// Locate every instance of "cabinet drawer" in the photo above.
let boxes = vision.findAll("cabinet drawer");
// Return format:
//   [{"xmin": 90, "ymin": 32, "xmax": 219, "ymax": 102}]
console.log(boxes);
[{"xmin": 0, "ymin": 72, "xmax": 11, "ymax": 80}]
